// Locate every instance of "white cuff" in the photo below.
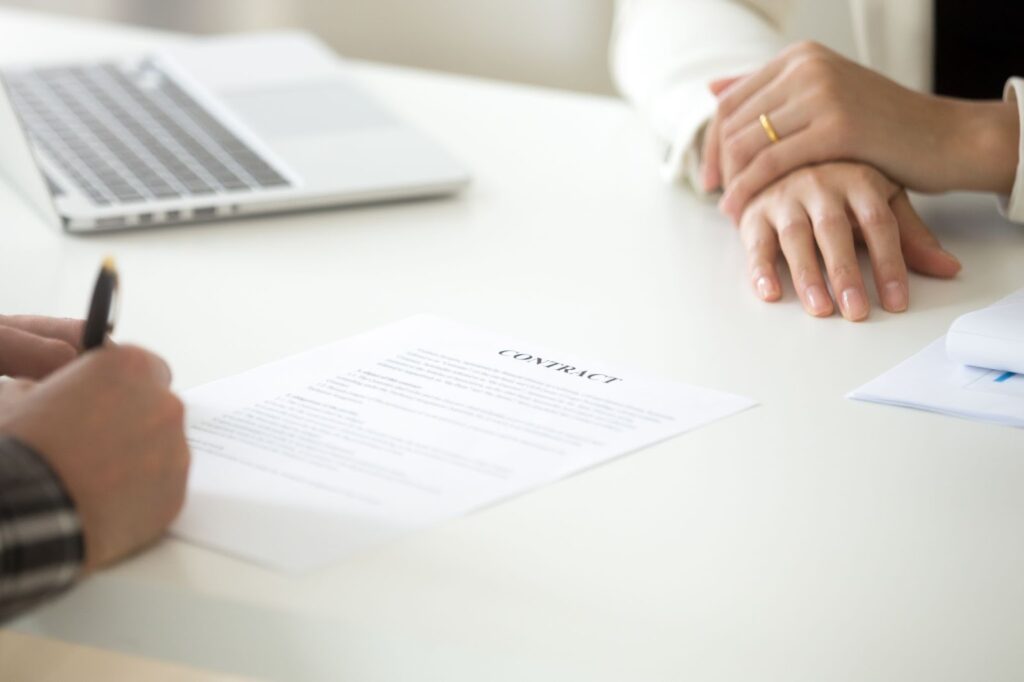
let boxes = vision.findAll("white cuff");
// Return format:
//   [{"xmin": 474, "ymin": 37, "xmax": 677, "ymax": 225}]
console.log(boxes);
[
  {"xmin": 658, "ymin": 83, "xmax": 717, "ymax": 191},
  {"xmin": 999, "ymin": 77, "xmax": 1024, "ymax": 222}
]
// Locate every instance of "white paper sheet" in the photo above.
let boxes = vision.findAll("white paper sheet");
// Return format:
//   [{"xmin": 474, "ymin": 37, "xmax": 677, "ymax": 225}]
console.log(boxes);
[
  {"xmin": 849, "ymin": 338, "xmax": 1024, "ymax": 428},
  {"xmin": 173, "ymin": 315, "xmax": 755, "ymax": 571},
  {"xmin": 947, "ymin": 288, "xmax": 1024, "ymax": 375}
]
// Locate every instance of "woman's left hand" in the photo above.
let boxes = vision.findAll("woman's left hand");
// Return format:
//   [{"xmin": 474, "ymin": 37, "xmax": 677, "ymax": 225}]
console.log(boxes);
[{"xmin": 737, "ymin": 162, "xmax": 961, "ymax": 321}]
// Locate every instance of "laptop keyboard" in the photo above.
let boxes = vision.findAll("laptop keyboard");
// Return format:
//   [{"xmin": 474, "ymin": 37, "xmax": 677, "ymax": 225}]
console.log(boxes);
[{"xmin": 4, "ymin": 60, "xmax": 291, "ymax": 206}]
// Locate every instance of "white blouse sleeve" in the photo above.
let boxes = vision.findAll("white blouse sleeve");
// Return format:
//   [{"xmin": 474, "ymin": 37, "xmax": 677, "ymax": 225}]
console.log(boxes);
[
  {"xmin": 1000, "ymin": 77, "xmax": 1024, "ymax": 222},
  {"xmin": 610, "ymin": 0, "xmax": 790, "ymax": 189}
]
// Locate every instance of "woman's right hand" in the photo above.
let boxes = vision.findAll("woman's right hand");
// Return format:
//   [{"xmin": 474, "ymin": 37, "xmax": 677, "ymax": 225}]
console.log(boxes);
[{"xmin": 701, "ymin": 42, "xmax": 1020, "ymax": 223}]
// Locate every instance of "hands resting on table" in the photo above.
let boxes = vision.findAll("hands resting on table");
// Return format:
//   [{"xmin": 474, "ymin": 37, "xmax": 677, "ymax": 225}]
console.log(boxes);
[
  {"xmin": 0, "ymin": 43, "xmax": 1017, "ymax": 580},
  {"xmin": 0, "ymin": 316, "xmax": 189, "ymax": 573},
  {"xmin": 699, "ymin": 41, "xmax": 1021, "ymax": 321}
]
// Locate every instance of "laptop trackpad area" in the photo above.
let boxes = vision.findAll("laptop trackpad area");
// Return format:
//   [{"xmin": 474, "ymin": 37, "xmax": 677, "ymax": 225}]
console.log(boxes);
[{"xmin": 220, "ymin": 81, "xmax": 396, "ymax": 139}]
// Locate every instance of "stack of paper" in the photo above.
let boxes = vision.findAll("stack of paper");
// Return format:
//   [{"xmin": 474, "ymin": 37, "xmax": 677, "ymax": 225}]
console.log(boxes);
[
  {"xmin": 849, "ymin": 288, "xmax": 1024, "ymax": 428},
  {"xmin": 947, "ymin": 288, "xmax": 1024, "ymax": 375}
]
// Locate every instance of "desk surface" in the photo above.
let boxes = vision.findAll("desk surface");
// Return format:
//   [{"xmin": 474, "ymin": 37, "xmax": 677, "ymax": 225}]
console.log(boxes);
[{"xmin": 1, "ymin": 8, "xmax": 1022, "ymax": 682}]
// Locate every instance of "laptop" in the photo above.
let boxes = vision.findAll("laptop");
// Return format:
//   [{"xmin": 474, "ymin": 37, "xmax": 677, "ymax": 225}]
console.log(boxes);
[{"xmin": 0, "ymin": 31, "xmax": 470, "ymax": 233}]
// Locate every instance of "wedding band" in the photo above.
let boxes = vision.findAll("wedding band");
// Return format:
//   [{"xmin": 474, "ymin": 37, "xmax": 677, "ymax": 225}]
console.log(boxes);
[{"xmin": 759, "ymin": 113, "xmax": 781, "ymax": 144}]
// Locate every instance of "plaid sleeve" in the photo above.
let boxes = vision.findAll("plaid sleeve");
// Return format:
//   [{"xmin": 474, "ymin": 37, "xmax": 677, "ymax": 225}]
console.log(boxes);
[{"xmin": 0, "ymin": 436, "xmax": 83, "ymax": 621}]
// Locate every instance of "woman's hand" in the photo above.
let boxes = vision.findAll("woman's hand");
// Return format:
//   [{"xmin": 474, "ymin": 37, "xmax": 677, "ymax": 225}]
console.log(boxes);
[
  {"xmin": 738, "ymin": 162, "xmax": 960, "ymax": 321},
  {"xmin": 703, "ymin": 42, "xmax": 1020, "ymax": 222}
]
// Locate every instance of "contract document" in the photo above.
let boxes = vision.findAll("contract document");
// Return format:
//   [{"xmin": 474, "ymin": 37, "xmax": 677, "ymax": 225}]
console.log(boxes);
[{"xmin": 174, "ymin": 316, "xmax": 755, "ymax": 571}]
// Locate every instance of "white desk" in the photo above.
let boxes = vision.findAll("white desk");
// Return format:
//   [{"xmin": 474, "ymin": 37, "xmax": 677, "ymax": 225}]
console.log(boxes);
[{"xmin": 2, "ymin": 9, "xmax": 1022, "ymax": 682}]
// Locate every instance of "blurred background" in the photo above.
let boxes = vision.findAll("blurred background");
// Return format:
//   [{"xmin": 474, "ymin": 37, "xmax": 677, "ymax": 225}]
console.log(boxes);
[{"xmin": 1, "ymin": 0, "xmax": 857, "ymax": 94}]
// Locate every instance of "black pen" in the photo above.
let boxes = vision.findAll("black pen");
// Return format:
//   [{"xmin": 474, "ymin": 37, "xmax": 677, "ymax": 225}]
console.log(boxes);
[{"xmin": 82, "ymin": 257, "xmax": 119, "ymax": 351}]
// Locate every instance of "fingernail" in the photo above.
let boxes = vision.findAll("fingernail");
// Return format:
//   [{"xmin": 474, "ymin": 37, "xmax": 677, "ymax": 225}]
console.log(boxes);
[
  {"xmin": 756, "ymin": 276, "xmax": 778, "ymax": 301},
  {"xmin": 805, "ymin": 285, "xmax": 831, "ymax": 316},
  {"xmin": 882, "ymin": 281, "xmax": 908, "ymax": 312},
  {"xmin": 840, "ymin": 288, "xmax": 868, "ymax": 320},
  {"xmin": 941, "ymin": 249, "xmax": 962, "ymax": 268}
]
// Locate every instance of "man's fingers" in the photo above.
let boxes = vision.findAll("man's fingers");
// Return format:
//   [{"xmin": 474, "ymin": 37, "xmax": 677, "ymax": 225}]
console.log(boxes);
[
  {"xmin": 0, "ymin": 377, "xmax": 36, "ymax": 414},
  {"xmin": 0, "ymin": 326, "xmax": 78, "ymax": 379},
  {"xmin": 0, "ymin": 316, "xmax": 85, "ymax": 349},
  {"xmin": 0, "ymin": 376, "xmax": 35, "ymax": 399},
  {"xmin": 701, "ymin": 114, "xmax": 723, "ymax": 192},
  {"xmin": 774, "ymin": 208, "xmax": 833, "ymax": 317},
  {"xmin": 719, "ymin": 129, "xmax": 821, "ymax": 223},
  {"xmin": 740, "ymin": 215, "xmax": 782, "ymax": 301},
  {"xmin": 808, "ymin": 201, "xmax": 869, "ymax": 321},
  {"xmin": 848, "ymin": 192, "xmax": 909, "ymax": 313},
  {"xmin": 0, "ymin": 378, "xmax": 34, "ymax": 393},
  {"xmin": 83, "ymin": 344, "xmax": 173, "ymax": 389},
  {"xmin": 890, "ymin": 191, "xmax": 962, "ymax": 278},
  {"xmin": 110, "ymin": 345, "xmax": 174, "ymax": 387}
]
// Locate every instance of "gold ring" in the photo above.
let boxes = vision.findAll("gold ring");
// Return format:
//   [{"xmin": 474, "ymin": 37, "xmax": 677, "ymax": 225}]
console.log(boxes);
[{"xmin": 759, "ymin": 113, "xmax": 781, "ymax": 144}]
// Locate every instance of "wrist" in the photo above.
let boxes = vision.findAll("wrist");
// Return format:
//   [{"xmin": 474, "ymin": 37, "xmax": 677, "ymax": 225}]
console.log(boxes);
[{"xmin": 945, "ymin": 98, "xmax": 1020, "ymax": 195}]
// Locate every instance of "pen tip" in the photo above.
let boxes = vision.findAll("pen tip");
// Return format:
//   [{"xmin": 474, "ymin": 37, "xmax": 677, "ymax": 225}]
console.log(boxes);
[{"xmin": 102, "ymin": 255, "xmax": 116, "ymax": 271}]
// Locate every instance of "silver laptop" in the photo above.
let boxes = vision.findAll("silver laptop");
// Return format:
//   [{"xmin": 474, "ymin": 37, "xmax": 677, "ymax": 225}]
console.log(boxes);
[{"xmin": 0, "ymin": 31, "xmax": 469, "ymax": 233}]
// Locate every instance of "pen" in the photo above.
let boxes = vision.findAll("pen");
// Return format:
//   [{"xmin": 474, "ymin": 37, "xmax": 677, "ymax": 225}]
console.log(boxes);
[{"xmin": 82, "ymin": 256, "xmax": 119, "ymax": 351}]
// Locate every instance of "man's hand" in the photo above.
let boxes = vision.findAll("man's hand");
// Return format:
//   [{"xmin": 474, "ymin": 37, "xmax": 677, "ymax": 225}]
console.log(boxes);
[
  {"xmin": 0, "ymin": 315, "xmax": 84, "ymax": 380},
  {"xmin": 702, "ymin": 41, "xmax": 1020, "ymax": 222},
  {"xmin": 0, "ymin": 345, "xmax": 190, "ymax": 571},
  {"xmin": 737, "ymin": 162, "xmax": 961, "ymax": 320}
]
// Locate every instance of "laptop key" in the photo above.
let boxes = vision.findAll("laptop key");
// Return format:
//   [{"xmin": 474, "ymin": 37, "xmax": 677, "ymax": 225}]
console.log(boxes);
[{"xmin": 4, "ymin": 61, "xmax": 291, "ymax": 206}]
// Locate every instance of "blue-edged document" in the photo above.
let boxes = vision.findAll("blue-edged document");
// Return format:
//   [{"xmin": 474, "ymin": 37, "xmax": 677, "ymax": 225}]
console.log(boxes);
[
  {"xmin": 849, "ymin": 288, "xmax": 1024, "ymax": 428},
  {"xmin": 947, "ymin": 288, "xmax": 1024, "ymax": 374},
  {"xmin": 174, "ymin": 316, "xmax": 755, "ymax": 571}
]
